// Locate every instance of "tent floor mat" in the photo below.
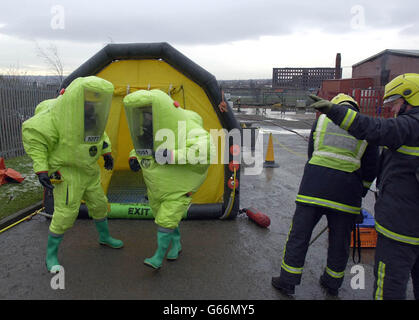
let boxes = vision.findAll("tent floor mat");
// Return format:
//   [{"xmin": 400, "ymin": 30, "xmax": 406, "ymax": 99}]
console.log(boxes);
[{"xmin": 106, "ymin": 170, "xmax": 148, "ymax": 204}]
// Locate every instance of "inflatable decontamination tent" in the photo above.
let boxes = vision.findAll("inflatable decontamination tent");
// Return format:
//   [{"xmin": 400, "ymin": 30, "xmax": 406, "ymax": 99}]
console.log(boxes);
[{"xmin": 53, "ymin": 43, "xmax": 241, "ymax": 220}]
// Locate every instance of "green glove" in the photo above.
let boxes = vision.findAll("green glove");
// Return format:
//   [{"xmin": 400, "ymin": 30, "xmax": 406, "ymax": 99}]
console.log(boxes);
[{"xmin": 309, "ymin": 94, "xmax": 334, "ymax": 113}]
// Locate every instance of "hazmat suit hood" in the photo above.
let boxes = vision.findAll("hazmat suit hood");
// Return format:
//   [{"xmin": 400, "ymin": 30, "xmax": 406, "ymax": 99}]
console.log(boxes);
[
  {"xmin": 34, "ymin": 98, "xmax": 56, "ymax": 115},
  {"xmin": 124, "ymin": 89, "xmax": 186, "ymax": 152},
  {"xmin": 124, "ymin": 89, "xmax": 214, "ymax": 164},
  {"xmin": 22, "ymin": 76, "xmax": 114, "ymax": 174},
  {"xmin": 52, "ymin": 76, "xmax": 114, "ymax": 146}
]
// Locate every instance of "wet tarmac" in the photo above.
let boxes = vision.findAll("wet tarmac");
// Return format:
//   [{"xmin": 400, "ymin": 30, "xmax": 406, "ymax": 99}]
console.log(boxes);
[{"xmin": 0, "ymin": 110, "xmax": 414, "ymax": 301}]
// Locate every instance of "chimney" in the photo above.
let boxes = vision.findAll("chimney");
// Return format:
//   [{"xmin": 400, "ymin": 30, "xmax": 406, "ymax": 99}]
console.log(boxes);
[{"xmin": 335, "ymin": 53, "xmax": 342, "ymax": 79}]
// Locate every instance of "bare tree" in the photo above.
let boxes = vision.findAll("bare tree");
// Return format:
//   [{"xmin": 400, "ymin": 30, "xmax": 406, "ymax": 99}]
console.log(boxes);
[{"xmin": 35, "ymin": 42, "xmax": 64, "ymax": 87}]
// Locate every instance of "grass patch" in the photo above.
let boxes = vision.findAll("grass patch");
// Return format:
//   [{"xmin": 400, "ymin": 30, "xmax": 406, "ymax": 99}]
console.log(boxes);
[{"xmin": 0, "ymin": 155, "xmax": 43, "ymax": 220}]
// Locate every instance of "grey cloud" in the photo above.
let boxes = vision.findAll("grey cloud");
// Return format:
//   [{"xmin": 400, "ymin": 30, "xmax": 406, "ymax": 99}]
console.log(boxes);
[
  {"xmin": 399, "ymin": 23, "xmax": 419, "ymax": 36},
  {"xmin": 0, "ymin": 0, "xmax": 417, "ymax": 45}
]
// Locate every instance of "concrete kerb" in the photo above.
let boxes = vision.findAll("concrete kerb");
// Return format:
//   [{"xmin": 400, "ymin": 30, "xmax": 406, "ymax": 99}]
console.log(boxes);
[{"xmin": 0, "ymin": 200, "xmax": 43, "ymax": 232}]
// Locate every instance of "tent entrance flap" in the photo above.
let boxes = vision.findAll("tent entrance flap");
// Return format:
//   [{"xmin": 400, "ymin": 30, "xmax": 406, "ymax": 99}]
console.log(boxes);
[{"xmin": 106, "ymin": 170, "xmax": 148, "ymax": 204}]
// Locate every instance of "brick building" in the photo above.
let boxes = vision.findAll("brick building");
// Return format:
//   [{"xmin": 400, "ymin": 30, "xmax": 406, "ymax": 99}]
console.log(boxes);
[
  {"xmin": 352, "ymin": 49, "xmax": 419, "ymax": 88},
  {"xmin": 272, "ymin": 53, "xmax": 342, "ymax": 90}
]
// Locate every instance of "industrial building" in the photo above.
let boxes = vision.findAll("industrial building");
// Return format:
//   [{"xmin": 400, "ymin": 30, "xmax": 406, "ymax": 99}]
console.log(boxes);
[
  {"xmin": 352, "ymin": 49, "xmax": 419, "ymax": 88},
  {"xmin": 318, "ymin": 49, "xmax": 419, "ymax": 118},
  {"xmin": 272, "ymin": 54, "xmax": 342, "ymax": 90}
]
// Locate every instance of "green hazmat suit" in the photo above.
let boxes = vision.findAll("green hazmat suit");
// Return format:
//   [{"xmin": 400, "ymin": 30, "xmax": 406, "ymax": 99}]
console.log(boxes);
[
  {"xmin": 22, "ymin": 76, "xmax": 115, "ymax": 235},
  {"xmin": 124, "ymin": 89, "xmax": 215, "ymax": 230},
  {"xmin": 34, "ymin": 98, "xmax": 56, "ymax": 115}
]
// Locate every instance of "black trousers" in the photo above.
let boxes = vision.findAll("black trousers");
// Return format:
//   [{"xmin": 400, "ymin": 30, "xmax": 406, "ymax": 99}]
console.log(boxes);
[
  {"xmin": 279, "ymin": 204, "xmax": 356, "ymax": 289},
  {"xmin": 374, "ymin": 234, "xmax": 419, "ymax": 300}
]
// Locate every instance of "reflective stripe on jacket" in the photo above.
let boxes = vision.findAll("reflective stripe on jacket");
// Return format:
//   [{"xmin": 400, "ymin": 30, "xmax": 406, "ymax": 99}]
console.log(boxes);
[
  {"xmin": 296, "ymin": 194, "xmax": 361, "ymax": 214},
  {"xmin": 309, "ymin": 114, "xmax": 368, "ymax": 173}
]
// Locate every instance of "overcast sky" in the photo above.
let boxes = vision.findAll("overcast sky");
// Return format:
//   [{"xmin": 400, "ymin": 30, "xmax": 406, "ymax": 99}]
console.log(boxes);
[{"xmin": 0, "ymin": 0, "xmax": 418, "ymax": 79}]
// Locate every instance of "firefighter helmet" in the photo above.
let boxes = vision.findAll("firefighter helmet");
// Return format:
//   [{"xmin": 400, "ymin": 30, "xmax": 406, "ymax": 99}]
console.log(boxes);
[
  {"xmin": 331, "ymin": 93, "xmax": 359, "ymax": 110},
  {"xmin": 383, "ymin": 73, "xmax": 419, "ymax": 107}
]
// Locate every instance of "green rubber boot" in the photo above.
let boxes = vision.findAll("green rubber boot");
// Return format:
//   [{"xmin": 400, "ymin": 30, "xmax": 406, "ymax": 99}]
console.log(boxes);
[
  {"xmin": 46, "ymin": 234, "xmax": 63, "ymax": 272},
  {"xmin": 166, "ymin": 227, "xmax": 182, "ymax": 261},
  {"xmin": 144, "ymin": 230, "xmax": 173, "ymax": 269},
  {"xmin": 95, "ymin": 219, "xmax": 124, "ymax": 248}
]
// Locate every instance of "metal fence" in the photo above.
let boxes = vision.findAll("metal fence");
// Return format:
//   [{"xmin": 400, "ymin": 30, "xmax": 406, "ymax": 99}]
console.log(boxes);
[
  {"xmin": 0, "ymin": 82, "xmax": 58, "ymax": 159},
  {"xmin": 351, "ymin": 88, "xmax": 395, "ymax": 118}
]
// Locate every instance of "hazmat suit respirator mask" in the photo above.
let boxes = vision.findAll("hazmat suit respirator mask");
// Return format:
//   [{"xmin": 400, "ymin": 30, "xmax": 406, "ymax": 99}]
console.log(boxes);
[
  {"xmin": 125, "ymin": 105, "xmax": 154, "ymax": 157},
  {"xmin": 83, "ymin": 89, "xmax": 112, "ymax": 143}
]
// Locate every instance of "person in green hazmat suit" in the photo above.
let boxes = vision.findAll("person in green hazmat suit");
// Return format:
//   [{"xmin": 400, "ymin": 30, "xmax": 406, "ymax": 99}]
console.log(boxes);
[
  {"xmin": 32, "ymin": 96, "xmax": 113, "ymax": 209},
  {"xmin": 124, "ymin": 89, "xmax": 215, "ymax": 269},
  {"xmin": 22, "ymin": 76, "xmax": 123, "ymax": 272}
]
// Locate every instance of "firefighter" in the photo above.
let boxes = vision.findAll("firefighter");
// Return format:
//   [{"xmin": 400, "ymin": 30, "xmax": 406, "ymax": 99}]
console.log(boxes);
[
  {"xmin": 310, "ymin": 73, "xmax": 419, "ymax": 300},
  {"xmin": 22, "ymin": 76, "xmax": 123, "ymax": 272},
  {"xmin": 124, "ymin": 89, "xmax": 215, "ymax": 269},
  {"xmin": 271, "ymin": 93, "xmax": 379, "ymax": 297}
]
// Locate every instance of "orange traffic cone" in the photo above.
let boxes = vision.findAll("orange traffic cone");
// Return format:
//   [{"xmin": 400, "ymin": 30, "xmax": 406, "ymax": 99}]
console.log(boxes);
[{"xmin": 263, "ymin": 133, "xmax": 279, "ymax": 168}]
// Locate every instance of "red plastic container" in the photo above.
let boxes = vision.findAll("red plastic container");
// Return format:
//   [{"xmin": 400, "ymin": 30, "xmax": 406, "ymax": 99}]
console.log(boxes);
[{"xmin": 244, "ymin": 208, "xmax": 271, "ymax": 228}]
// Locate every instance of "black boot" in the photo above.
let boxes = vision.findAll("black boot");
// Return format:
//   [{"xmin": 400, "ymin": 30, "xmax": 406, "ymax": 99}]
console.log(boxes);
[
  {"xmin": 319, "ymin": 275, "xmax": 339, "ymax": 297},
  {"xmin": 271, "ymin": 276, "xmax": 295, "ymax": 295}
]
